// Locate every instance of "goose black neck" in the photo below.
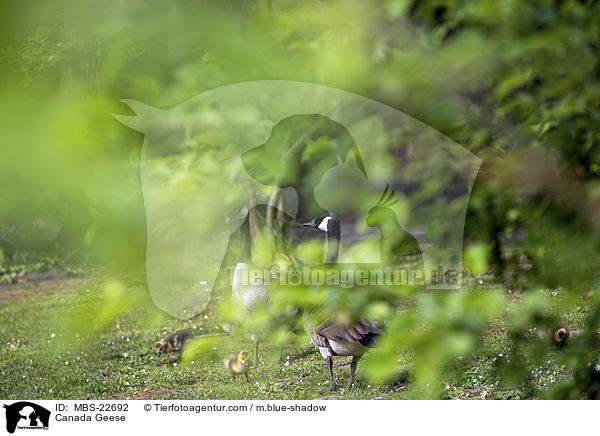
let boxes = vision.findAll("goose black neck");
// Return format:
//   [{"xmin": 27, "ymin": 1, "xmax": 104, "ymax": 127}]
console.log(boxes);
[
  {"xmin": 325, "ymin": 218, "xmax": 340, "ymax": 264},
  {"xmin": 240, "ymin": 216, "xmax": 251, "ymax": 262}
]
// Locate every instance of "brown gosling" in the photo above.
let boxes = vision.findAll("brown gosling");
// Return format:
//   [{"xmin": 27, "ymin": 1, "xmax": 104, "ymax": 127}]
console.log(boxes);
[
  {"xmin": 536, "ymin": 323, "xmax": 569, "ymax": 349},
  {"xmin": 154, "ymin": 332, "xmax": 195, "ymax": 357},
  {"xmin": 224, "ymin": 350, "xmax": 250, "ymax": 381}
]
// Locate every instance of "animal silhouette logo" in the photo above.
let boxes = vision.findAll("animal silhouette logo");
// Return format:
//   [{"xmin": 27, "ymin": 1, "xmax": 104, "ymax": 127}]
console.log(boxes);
[
  {"xmin": 366, "ymin": 184, "xmax": 425, "ymax": 278},
  {"xmin": 115, "ymin": 80, "xmax": 481, "ymax": 317},
  {"xmin": 242, "ymin": 114, "xmax": 365, "ymax": 184},
  {"xmin": 314, "ymin": 154, "xmax": 368, "ymax": 216},
  {"xmin": 2, "ymin": 402, "xmax": 50, "ymax": 433}
]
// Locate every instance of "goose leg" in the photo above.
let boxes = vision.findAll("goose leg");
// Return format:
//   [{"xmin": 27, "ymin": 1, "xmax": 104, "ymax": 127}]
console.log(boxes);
[
  {"xmin": 346, "ymin": 355, "xmax": 361, "ymax": 390},
  {"xmin": 326, "ymin": 356, "xmax": 337, "ymax": 391}
]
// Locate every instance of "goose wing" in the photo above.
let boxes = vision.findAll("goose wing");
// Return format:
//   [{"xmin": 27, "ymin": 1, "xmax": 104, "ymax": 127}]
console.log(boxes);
[{"xmin": 318, "ymin": 320, "xmax": 383, "ymax": 348}]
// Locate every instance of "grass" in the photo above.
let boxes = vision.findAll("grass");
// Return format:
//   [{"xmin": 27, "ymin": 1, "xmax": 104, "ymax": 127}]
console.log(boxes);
[{"xmin": 0, "ymin": 272, "xmax": 590, "ymax": 400}]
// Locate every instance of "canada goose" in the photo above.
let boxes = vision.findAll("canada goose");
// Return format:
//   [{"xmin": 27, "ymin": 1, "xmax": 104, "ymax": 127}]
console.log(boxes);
[
  {"xmin": 154, "ymin": 332, "xmax": 195, "ymax": 357},
  {"xmin": 366, "ymin": 184, "xmax": 424, "ymax": 281},
  {"xmin": 303, "ymin": 212, "xmax": 384, "ymax": 391},
  {"xmin": 224, "ymin": 350, "xmax": 251, "ymax": 381},
  {"xmin": 231, "ymin": 212, "xmax": 268, "ymax": 365}
]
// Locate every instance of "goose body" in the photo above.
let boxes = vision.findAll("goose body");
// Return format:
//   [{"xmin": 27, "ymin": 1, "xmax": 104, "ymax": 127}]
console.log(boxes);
[
  {"xmin": 232, "ymin": 262, "xmax": 268, "ymax": 312},
  {"xmin": 305, "ymin": 311, "xmax": 382, "ymax": 355}
]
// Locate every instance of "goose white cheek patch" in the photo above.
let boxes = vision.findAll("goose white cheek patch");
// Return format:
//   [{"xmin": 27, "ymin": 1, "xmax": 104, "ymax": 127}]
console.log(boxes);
[{"xmin": 318, "ymin": 217, "xmax": 332, "ymax": 232}]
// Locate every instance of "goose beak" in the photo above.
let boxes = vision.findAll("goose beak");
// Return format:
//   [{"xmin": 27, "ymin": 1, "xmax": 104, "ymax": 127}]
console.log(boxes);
[{"xmin": 303, "ymin": 219, "xmax": 318, "ymax": 228}]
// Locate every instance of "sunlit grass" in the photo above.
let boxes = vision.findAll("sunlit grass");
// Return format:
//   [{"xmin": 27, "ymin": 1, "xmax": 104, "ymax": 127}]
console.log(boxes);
[{"xmin": 0, "ymin": 273, "xmax": 591, "ymax": 400}]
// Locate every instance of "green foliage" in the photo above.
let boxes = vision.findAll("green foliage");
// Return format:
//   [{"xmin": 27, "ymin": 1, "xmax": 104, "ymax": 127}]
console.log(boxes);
[
  {"xmin": 0, "ymin": 254, "xmax": 76, "ymax": 284},
  {"xmin": 1, "ymin": 0, "xmax": 599, "ymax": 399}
]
